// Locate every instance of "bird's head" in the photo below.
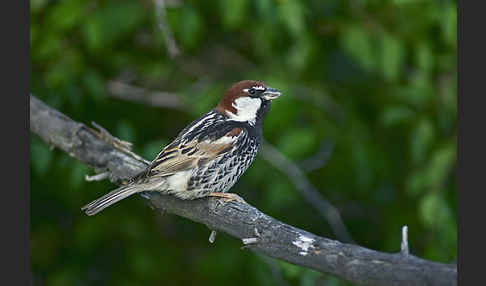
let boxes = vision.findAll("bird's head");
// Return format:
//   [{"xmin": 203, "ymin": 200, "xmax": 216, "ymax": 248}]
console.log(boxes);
[{"xmin": 216, "ymin": 80, "xmax": 282, "ymax": 126}]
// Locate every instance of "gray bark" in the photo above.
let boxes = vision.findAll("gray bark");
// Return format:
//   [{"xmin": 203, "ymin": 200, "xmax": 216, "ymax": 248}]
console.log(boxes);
[{"xmin": 30, "ymin": 95, "xmax": 457, "ymax": 286}]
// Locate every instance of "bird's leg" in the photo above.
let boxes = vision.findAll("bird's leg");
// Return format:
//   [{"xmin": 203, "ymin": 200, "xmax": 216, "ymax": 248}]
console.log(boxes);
[{"xmin": 208, "ymin": 192, "xmax": 247, "ymax": 204}]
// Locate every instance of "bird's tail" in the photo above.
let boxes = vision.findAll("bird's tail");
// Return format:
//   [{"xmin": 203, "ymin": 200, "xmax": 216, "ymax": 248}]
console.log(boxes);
[{"xmin": 81, "ymin": 184, "xmax": 142, "ymax": 216}]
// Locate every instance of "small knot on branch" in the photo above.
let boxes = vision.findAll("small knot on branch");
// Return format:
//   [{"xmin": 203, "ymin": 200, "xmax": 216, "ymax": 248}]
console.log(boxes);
[{"xmin": 241, "ymin": 228, "xmax": 261, "ymax": 249}]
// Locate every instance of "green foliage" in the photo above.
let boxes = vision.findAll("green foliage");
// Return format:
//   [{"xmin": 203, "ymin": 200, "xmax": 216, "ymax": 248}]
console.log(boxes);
[
  {"xmin": 278, "ymin": 127, "xmax": 318, "ymax": 159},
  {"xmin": 380, "ymin": 32, "xmax": 405, "ymax": 81},
  {"xmin": 30, "ymin": 138, "xmax": 53, "ymax": 176},
  {"xmin": 220, "ymin": 0, "xmax": 249, "ymax": 30},
  {"xmin": 168, "ymin": 5, "xmax": 206, "ymax": 50},
  {"xmin": 341, "ymin": 26, "xmax": 377, "ymax": 72},
  {"xmin": 82, "ymin": 1, "xmax": 146, "ymax": 53},
  {"xmin": 31, "ymin": 0, "xmax": 457, "ymax": 285}
]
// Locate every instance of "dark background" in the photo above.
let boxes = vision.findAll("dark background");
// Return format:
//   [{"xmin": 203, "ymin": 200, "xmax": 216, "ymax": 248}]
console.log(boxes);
[{"xmin": 30, "ymin": 0, "xmax": 457, "ymax": 285}]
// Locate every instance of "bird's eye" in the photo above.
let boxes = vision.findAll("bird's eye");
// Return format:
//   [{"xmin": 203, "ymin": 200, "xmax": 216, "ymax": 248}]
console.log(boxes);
[{"xmin": 248, "ymin": 88, "xmax": 256, "ymax": 95}]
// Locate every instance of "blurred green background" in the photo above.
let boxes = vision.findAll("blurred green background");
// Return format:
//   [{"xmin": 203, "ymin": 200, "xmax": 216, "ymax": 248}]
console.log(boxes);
[{"xmin": 30, "ymin": 0, "xmax": 457, "ymax": 285}]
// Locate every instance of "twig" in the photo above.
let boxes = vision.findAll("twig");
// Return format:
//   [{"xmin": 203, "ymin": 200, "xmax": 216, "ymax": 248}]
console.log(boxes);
[
  {"xmin": 260, "ymin": 140, "xmax": 355, "ymax": 244},
  {"xmin": 91, "ymin": 120, "xmax": 151, "ymax": 166},
  {"xmin": 298, "ymin": 140, "xmax": 335, "ymax": 172},
  {"xmin": 290, "ymin": 85, "xmax": 346, "ymax": 124},
  {"xmin": 242, "ymin": 237, "xmax": 259, "ymax": 245},
  {"xmin": 209, "ymin": 230, "xmax": 218, "ymax": 244},
  {"xmin": 106, "ymin": 80, "xmax": 184, "ymax": 110},
  {"xmin": 30, "ymin": 94, "xmax": 457, "ymax": 286},
  {"xmin": 85, "ymin": 172, "xmax": 110, "ymax": 182},
  {"xmin": 91, "ymin": 121, "xmax": 133, "ymax": 151},
  {"xmin": 154, "ymin": 0, "xmax": 180, "ymax": 58},
  {"xmin": 401, "ymin": 226, "xmax": 409, "ymax": 256}
]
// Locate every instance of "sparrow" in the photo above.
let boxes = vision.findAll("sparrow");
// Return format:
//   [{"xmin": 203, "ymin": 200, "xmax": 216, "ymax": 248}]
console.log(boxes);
[{"xmin": 82, "ymin": 80, "xmax": 282, "ymax": 215}]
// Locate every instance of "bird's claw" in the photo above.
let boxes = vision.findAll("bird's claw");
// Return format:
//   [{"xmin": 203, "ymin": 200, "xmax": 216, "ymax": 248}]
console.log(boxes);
[{"xmin": 208, "ymin": 192, "xmax": 247, "ymax": 204}]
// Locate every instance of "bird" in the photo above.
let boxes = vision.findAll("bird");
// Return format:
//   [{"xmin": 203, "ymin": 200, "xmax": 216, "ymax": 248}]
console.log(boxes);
[{"xmin": 81, "ymin": 80, "xmax": 282, "ymax": 216}]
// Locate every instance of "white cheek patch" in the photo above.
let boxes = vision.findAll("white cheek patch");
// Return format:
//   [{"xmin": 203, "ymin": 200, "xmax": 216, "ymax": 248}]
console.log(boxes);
[{"xmin": 226, "ymin": 97, "xmax": 261, "ymax": 125}]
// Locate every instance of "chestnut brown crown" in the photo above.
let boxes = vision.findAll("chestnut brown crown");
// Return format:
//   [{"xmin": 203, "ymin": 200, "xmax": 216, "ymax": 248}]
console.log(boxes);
[{"xmin": 216, "ymin": 80, "xmax": 281, "ymax": 115}]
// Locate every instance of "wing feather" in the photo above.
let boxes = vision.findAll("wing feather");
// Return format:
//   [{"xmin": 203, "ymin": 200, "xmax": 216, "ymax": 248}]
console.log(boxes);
[{"xmin": 147, "ymin": 127, "xmax": 244, "ymax": 177}]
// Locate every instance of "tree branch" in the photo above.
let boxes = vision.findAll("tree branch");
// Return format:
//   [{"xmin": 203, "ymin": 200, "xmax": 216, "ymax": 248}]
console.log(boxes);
[
  {"xmin": 106, "ymin": 80, "xmax": 184, "ymax": 110},
  {"xmin": 30, "ymin": 95, "xmax": 457, "ymax": 286},
  {"xmin": 154, "ymin": 0, "xmax": 180, "ymax": 58}
]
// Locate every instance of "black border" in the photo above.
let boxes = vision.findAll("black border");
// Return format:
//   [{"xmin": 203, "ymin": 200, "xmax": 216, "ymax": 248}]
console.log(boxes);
[
  {"xmin": 458, "ymin": 0, "xmax": 483, "ymax": 285},
  {"xmin": 9, "ymin": 0, "xmax": 31, "ymax": 284}
]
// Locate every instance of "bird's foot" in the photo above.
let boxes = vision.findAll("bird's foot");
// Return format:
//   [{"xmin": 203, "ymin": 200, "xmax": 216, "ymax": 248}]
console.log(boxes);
[{"xmin": 208, "ymin": 192, "xmax": 247, "ymax": 204}]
